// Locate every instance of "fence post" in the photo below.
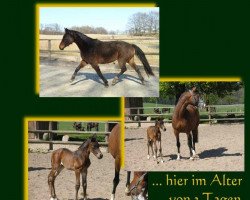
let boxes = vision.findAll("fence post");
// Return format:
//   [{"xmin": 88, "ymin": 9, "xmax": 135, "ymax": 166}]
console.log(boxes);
[
  {"xmin": 48, "ymin": 39, "xmax": 51, "ymax": 61},
  {"xmin": 208, "ymin": 106, "xmax": 211, "ymax": 125},
  {"xmin": 137, "ymin": 108, "xmax": 141, "ymax": 127},
  {"xmin": 48, "ymin": 121, "xmax": 53, "ymax": 150}
]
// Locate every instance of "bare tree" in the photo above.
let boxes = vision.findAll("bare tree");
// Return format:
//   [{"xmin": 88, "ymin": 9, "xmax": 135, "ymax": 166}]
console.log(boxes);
[{"xmin": 126, "ymin": 11, "xmax": 159, "ymax": 36}]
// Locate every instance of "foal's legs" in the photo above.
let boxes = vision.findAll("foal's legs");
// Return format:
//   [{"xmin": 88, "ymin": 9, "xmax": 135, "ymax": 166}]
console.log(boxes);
[
  {"xmin": 75, "ymin": 169, "xmax": 81, "ymax": 200},
  {"xmin": 48, "ymin": 165, "xmax": 64, "ymax": 199},
  {"xmin": 71, "ymin": 60, "xmax": 87, "ymax": 82},
  {"xmin": 111, "ymin": 157, "xmax": 121, "ymax": 200},
  {"xmin": 174, "ymin": 130, "xmax": 181, "ymax": 160},
  {"xmin": 112, "ymin": 60, "xmax": 127, "ymax": 86},
  {"xmin": 159, "ymin": 140, "xmax": 164, "ymax": 163},
  {"xmin": 153, "ymin": 141, "xmax": 157, "ymax": 160},
  {"xmin": 187, "ymin": 132, "xmax": 194, "ymax": 160},
  {"xmin": 91, "ymin": 64, "xmax": 109, "ymax": 87},
  {"xmin": 81, "ymin": 169, "xmax": 88, "ymax": 200},
  {"xmin": 128, "ymin": 57, "xmax": 145, "ymax": 85},
  {"xmin": 147, "ymin": 140, "xmax": 151, "ymax": 159}
]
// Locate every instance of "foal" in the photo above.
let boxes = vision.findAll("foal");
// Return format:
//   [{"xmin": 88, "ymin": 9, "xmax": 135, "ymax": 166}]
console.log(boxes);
[
  {"xmin": 48, "ymin": 135, "xmax": 103, "ymax": 200},
  {"xmin": 147, "ymin": 118, "xmax": 166, "ymax": 163}
]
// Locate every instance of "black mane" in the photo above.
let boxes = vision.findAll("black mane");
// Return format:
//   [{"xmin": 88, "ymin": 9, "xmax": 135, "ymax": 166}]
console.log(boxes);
[{"xmin": 68, "ymin": 29, "xmax": 96, "ymax": 46}]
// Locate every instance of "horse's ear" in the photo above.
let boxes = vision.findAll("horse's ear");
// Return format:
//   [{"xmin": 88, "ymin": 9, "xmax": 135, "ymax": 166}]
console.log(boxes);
[
  {"xmin": 65, "ymin": 28, "xmax": 69, "ymax": 32},
  {"xmin": 192, "ymin": 87, "xmax": 197, "ymax": 92}
]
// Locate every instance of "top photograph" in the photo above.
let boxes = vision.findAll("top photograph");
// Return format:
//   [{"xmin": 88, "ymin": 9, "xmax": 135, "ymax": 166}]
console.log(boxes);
[{"xmin": 37, "ymin": 5, "xmax": 159, "ymax": 97}]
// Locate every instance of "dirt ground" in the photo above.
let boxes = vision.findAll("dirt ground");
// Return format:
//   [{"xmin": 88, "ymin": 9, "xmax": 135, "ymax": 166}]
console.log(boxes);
[
  {"xmin": 125, "ymin": 123, "xmax": 244, "ymax": 171},
  {"xmin": 39, "ymin": 59, "xmax": 159, "ymax": 97},
  {"xmin": 29, "ymin": 150, "xmax": 131, "ymax": 200}
]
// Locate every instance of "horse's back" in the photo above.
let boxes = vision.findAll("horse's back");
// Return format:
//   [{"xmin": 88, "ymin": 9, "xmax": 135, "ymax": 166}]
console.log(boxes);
[{"xmin": 108, "ymin": 123, "xmax": 120, "ymax": 159}]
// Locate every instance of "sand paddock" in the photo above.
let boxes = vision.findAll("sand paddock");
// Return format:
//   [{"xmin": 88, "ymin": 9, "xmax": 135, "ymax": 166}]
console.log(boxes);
[
  {"xmin": 29, "ymin": 151, "xmax": 131, "ymax": 200},
  {"xmin": 125, "ymin": 124, "xmax": 244, "ymax": 171}
]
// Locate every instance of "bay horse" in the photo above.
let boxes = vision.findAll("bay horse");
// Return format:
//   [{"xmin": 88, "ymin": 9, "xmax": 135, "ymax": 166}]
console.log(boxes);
[
  {"xmin": 125, "ymin": 171, "xmax": 148, "ymax": 200},
  {"xmin": 87, "ymin": 122, "xmax": 99, "ymax": 131},
  {"xmin": 147, "ymin": 118, "xmax": 166, "ymax": 163},
  {"xmin": 48, "ymin": 135, "xmax": 103, "ymax": 200},
  {"xmin": 172, "ymin": 87, "xmax": 203, "ymax": 160},
  {"xmin": 59, "ymin": 28, "xmax": 154, "ymax": 87},
  {"xmin": 108, "ymin": 123, "xmax": 121, "ymax": 200}
]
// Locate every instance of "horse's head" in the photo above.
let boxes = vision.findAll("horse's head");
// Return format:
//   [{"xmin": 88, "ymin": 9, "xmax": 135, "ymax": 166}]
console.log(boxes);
[
  {"xmin": 59, "ymin": 28, "xmax": 75, "ymax": 50},
  {"xmin": 185, "ymin": 87, "xmax": 201, "ymax": 106},
  {"xmin": 88, "ymin": 134, "xmax": 103, "ymax": 159},
  {"xmin": 155, "ymin": 118, "xmax": 166, "ymax": 132}
]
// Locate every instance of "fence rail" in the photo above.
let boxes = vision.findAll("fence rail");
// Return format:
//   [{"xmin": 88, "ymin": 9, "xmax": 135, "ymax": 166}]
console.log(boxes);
[
  {"xmin": 125, "ymin": 105, "xmax": 244, "ymax": 126},
  {"xmin": 28, "ymin": 129, "xmax": 111, "ymax": 150}
]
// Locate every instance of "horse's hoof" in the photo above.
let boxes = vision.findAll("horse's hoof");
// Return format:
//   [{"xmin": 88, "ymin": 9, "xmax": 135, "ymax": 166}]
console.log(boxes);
[
  {"xmin": 141, "ymin": 81, "xmax": 145, "ymax": 85},
  {"xmin": 161, "ymin": 159, "xmax": 164, "ymax": 163},
  {"xmin": 147, "ymin": 155, "xmax": 150, "ymax": 159},
  {"xmin": 189, "ymin": 157, "xmax": 194, "ymax": 160},
  {"xmin": 125, "ymin": 186, "xmax": 130, "ymax": 195},
  {"xmin": 110, "ymin": 194, "xmax": 115, "ymax": 200},
  {"xmin": 104, "ymin": 83, "xmax": 109, "ymax": 88},
  {"xmin": 50, "ymin": 197, "xmax": 57, "ymax": 200},
  {"xmin": 112, "ymin": 77, "xmax": 119, "ymax": 86}
]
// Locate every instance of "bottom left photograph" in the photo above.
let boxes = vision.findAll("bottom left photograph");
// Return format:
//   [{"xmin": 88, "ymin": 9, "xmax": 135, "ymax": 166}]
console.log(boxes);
[{"xmin": 26, "ymin": 119, "xmax": 147, "ymax": 200}]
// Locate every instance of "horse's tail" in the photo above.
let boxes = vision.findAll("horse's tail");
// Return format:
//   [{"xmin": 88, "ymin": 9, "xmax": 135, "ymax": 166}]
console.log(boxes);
[{"xmin": 132, "ymin": 44, "xmax": 154, "ymax": 76}]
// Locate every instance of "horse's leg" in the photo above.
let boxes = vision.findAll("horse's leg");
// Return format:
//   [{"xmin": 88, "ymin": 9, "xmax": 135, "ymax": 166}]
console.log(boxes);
[
  {"xmin": 48, "ymin": 165, "xmax": 64, "ymax": 200},
  {"xmin": 159, "ymin": 140, "xmax": 164, "ymax": 163},
  {"xmin": 75, "ymin": 169, "xmax": 81, "ymax": 200},
  {"xmin": 91, "ymin": 64, "xmax": 109, "ymax": 87},
  {"xmin": 71, "ymin": 60, "xmax": 87, "ymax": 82},
  {"xmin": 174, "ymin": 130, "xmax": 181, "ymax": 160},
  {"xmin": 187, "ymin": 132, "xmax": 194, "ymax": 160},
  {"xmin": 192, "ymin": 129, "xmax": 198, "ymax": 158},
  {"xmin": 112, "ymin": 60, "xmax": 127, "ymax": 86},
  {"xmin": 153, "ymin": 141, "xmax": 157, "ymax": 160},
  {"xmin": 147, "ymin": 139, "xmax": 151, "ymax": 159},
  {"xmin": 111, "ymin": 157, "xmax": 120, "ymax": 200},
  {"xmin": 128, "ymin": 57, "xmax": 145, "ymax": 85},
  {"xmin": 125, "ymin": 171, "xmax": 131, "ymax": 195},
  {"xmin": 81, "ymin": 169, "xmax": 88, "ymax": 200}
]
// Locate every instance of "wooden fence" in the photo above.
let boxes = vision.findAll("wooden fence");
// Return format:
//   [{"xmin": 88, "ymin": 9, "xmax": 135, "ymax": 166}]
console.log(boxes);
[
  {"xmin": 28, "ymin": 121, "xmax": 118, "ymax": 150},
  {"xmin": 40, "ymin": 39, "xmax": 159, "ymax": 60},
  {"xmin": 125, "ymin": 105, "xmax": 244, "ymax": 126}
]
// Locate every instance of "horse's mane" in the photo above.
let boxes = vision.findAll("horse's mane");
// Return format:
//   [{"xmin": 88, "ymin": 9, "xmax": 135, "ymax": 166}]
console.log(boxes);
[
  {"xmin": 69, "ymin": 29, "xmax": 97, "ymax": 46},
  {"xmin": 78, "ymin": 138, "xmax": 90, "ymax": 150}
]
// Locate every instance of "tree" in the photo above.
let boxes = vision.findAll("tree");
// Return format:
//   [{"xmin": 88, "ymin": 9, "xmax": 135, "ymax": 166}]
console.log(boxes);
[
  {"xmin": 126, "ymin": 11, "xmax": 159, "ymax": 36},
  {"xmin": 160, "ymin": 82, "xmax": 243, "ymax": 105}
]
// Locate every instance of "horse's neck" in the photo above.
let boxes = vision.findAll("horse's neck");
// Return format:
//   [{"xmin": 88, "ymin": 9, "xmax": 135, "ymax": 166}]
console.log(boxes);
[
  {"xmin": 73, "ymin": 32, "xmax": 94, "ymax": 50},
  {"xmin": 174, "ymin": 96, "xmax": 191, "ymax": 119},
  {"xmin": 77, "ymin": 142, "xmax": 90, "ymax": 158}
]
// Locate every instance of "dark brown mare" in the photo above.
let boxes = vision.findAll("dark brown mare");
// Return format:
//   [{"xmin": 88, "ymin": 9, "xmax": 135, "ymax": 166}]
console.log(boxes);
[
  {"xmin": 147, "ymin": 118, "xmax": 166, "ymax": 163},
  {"xmin": 172, "ymin": 87, "xmax": 202, "ymax": 160},
  {"xmin": 48, "ymin": 135, "xmax": 103, "ymax": 200},
  {"xmin": 125, "ymin": 171, "xmax": 148, "ymax": 200},
  {"xmin": 108, "ymin": 123, "xmax": 121, "ymax": 200},
  {"xmin": 59, "ymin": 28, "xmax": 154, "ymax": 87}
]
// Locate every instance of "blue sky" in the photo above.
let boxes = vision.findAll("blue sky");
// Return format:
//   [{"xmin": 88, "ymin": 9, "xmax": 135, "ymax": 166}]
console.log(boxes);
[{"xmin": 40, "ymin": 7, "xmax": 159, "ymax": 32}]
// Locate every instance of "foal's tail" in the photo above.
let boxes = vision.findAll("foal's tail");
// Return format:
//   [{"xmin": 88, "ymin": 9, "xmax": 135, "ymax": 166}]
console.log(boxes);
[{"xmin": 132, "ymin": 44, "xmax": 154, "ymax": 76}]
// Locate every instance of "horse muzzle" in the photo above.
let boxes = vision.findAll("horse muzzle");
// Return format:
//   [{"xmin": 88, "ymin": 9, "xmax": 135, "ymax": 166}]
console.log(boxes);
[
  {"xmin": 59, "ymin": 43, "xmax": 65, "ymax": 50},
  {"xmin": 96, "ymin": 152, "xmax": 103, "ymax": 159}
]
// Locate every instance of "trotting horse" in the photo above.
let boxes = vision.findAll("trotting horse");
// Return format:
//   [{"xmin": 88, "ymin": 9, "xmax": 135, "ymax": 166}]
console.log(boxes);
[
  {"xmin": 147, "ymin": 118, "xmax": 166, "ymax": 163},
  {"xmin": 125, "ymin": 171, "xmax": 148, "ymax": 200},
  {"xmin": 48, "ymin": 135, "xmax": 103, "ymax": 200},
  {"xmin": 172, "ymin": 87, "xmax": 203, "ymax": 160},
  {"xmin": 59, "ymin": 28, "xmax": 154, "ymax": 87},
  {"xmin": 108, "ymin": 123, "xmax": 121, "ymax": 200}
]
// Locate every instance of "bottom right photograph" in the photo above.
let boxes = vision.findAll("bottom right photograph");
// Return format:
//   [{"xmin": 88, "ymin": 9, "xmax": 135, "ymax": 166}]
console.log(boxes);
[{"xmin": 124, "ymin": 81, "xmax": 244, "ymax": 172}]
